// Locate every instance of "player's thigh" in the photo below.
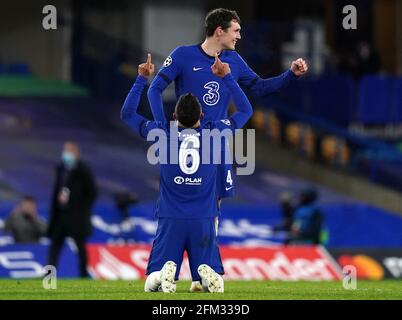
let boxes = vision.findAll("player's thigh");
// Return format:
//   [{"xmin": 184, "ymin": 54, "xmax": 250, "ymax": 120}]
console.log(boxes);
[
  {"xmin": 146, "ymin": 218, "xmax": 186, "ymax": 276},
  {"xmin": 186, "ymin": 218, "xmax": 224, "ymax": 279}
]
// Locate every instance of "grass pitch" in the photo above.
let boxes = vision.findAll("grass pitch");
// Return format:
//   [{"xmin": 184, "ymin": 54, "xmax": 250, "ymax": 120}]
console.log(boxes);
[{"xmin": 0, "ymin": 279, "xmax": 401, "ymax": 300}]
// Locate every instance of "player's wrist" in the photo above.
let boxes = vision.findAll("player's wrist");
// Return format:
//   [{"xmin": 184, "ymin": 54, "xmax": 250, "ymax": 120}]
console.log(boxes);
[
  {"xmin": 137, "ymin": 75, "xmax": 149, "ymax": 84},
  {"xmin": 289, "ymin": 68, "xmax": 300, "ymax": 78},
  {"xmin": 222, "ymin": 73, "xmax": 234, "ymax": 82}
]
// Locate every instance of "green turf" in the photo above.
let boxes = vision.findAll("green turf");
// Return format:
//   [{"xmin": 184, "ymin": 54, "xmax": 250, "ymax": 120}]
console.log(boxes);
[
  {"xmin": 0, "ymin": 76, "xmax": 89, "ymax": 97},
  {"xmin": 0, "ymin": 279, "xmax": 401, "ymax": 300}
]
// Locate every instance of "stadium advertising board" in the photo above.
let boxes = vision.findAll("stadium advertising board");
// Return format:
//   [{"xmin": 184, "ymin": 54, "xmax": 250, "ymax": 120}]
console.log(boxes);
[
  {"xmin": 0, "ymin": 243, "xmax": 79, "ymax": 278},
  {"xmin": 329, "ymin": 248, "xmax": 402, "ymax": 280},
  {"xmin": 87, "ymin": 244, "xmax": 342, "ymax": 281},
  {"xmin": 0, "ymin": 244, "xmax": 342, "ymax": 280}
]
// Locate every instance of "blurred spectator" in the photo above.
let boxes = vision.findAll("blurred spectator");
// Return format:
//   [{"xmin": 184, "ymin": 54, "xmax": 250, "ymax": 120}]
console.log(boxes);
[
  {"xmin": 4, "ymin": 196, "xmax": 46, "ymax": 243},
  {"xmin": 47, "ymin": 141, "xmax": 97, "ymax": 278},
  {"xmin": 113, "ymin": 191, "xmax": 139, "ymax": 221},
  {"xmin": 289, "ymin": 188, "xmax": 323, "ymax": 245},
  {"xmin": 336, "ymin": 40, "xmax": 381, "ymax": 78},
  {"xmin": 335, "ymin": 48, "xmax": 357, "ymax": 75},
  {"xmin": 273, "ymin": 191, "xmax": 296, "ymax": 244},
  {"xmin": 356, "ymin": 40, "xmax": 381, "ymax": 78}
]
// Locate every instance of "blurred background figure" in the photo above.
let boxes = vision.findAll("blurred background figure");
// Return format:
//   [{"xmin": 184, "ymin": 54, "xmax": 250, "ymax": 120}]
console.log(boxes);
[
  {"xmin": 273, "ymin": 191, "xmax": 296, "ymax": 244},
  {"xmin": 113, "ymin": 191, "xmax": 139, "ymax": 221},
  {"xmin": 3, "ymin": 196, "xmax": 46, "ymax": 243},
  {"xmin": 355, "ymin": 40, "xmax": 381, "ymax": 78},
  {"xmin": 47, "ymin": 141, "xmax": 97, "ymax": 278},
  {"xmin": 289, "ymin": 188, "xmax": 324, "ymax": 245}
]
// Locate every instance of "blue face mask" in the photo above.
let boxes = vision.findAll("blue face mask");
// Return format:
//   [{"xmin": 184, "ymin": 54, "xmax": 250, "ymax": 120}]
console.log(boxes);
[{"xmin": 61, "ymin": 151, "xmax": 76, "ymax": 169}]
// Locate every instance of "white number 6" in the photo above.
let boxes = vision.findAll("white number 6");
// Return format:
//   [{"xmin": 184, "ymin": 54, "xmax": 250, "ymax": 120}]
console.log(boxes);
[{"xmin": 179, "ymin": 136, "xmax": 200, "ymax": 175}]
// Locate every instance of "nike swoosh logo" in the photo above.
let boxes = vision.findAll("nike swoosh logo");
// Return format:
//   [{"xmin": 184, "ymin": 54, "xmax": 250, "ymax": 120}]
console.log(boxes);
[
  {"xmin": 225, "ymin": 186, "xmax": 234, "ymax": 191},
  {"xmin": 193, "ymin": 67, "xmax": 203, "ymax": 71}
]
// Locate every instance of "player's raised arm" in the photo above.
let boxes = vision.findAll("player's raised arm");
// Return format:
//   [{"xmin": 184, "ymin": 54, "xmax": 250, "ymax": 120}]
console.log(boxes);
[
  {"xmin": 120, "ymin": 54, "xmax": 155, "ymax": 137},
  {"xmin": 237, "ymin": 53, "xmax": 308, "ymax": 97},
  {"xmin": 212, "ymin": 54, "xmax": 252, "ymax": 129},
  {"xmin": 148, "ymin": 47, "xmax": 184, "ymax": 122}
]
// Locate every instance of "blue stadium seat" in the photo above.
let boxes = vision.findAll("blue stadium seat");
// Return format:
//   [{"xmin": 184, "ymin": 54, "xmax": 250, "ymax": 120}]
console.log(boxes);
[
  {"xmin": 358, "ymin": 75, "xmax": 394, "ymax": 124},
  {"xmin": 311, "ymin": 74, "xmax": 356, "ymax": 125},
  {"xmin": 280, "ymin": 75, "xmax": 315, "ymax": 114},
  {"xmin": 239, "ymin": 20, "xmax": 274, "ymax": 73},
  {"xmin": 394, "ymin": 77, "xmax": 402, "ymax": 123},
  {"xmin": 280, "ymin": 75, "xmax": 356, "ymax": 126},
  {"xmin": 8, "ymin": 63, "xmax": 31, "ymax": 75},
  {"xmin": 0, "ymin": 64, "xmax": 7, "ymax": 74}
]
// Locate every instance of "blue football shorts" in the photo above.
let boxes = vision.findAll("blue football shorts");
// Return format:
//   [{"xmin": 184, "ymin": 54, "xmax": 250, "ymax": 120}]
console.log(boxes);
[{"xmin": 146, "ymin": 217, "xmax": 224, "ymax": 281}]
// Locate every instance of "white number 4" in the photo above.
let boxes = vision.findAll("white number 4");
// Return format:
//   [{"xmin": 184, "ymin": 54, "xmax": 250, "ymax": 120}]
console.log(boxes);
[{"xmin": 226, "ymin": 170, "xmax": 233, "ymax": 185}]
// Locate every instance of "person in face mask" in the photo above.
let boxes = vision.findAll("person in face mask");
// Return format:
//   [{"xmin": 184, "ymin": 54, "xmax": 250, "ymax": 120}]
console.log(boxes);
[
  {"xmin": 46, "ymin": 141, "xmax": 97, "ymax": 278},
  {"xmin": 61, "ymin": 148, "xmax": 77, "ymax": 170}
]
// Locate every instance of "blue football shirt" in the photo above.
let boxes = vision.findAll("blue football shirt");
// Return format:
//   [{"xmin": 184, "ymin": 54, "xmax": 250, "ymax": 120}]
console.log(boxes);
[{"xmin": 148, "ymin": 44, "xmax": 297, "ymax": 122}]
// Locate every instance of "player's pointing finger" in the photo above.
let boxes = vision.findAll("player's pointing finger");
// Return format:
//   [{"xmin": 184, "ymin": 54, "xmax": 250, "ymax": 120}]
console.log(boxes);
[{"xmin": 147, "ymin": 53, "xmax": 152, "ymax": 65}]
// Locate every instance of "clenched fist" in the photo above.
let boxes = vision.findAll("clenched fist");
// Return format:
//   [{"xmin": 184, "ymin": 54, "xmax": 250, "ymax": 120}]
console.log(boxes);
[{"xmin": 290, "ymin": 58, "xmax": 308, "ymax": 76}]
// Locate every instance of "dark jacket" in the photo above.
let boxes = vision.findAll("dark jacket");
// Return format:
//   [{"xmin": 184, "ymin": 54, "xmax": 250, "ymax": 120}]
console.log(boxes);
[
  {"xmin": 5, "ymin": 211, "xmax": 47, "ymax": 243},
  {"xmin": 47, "ymin": 160, "xmax": 97, "ymax": 238}
]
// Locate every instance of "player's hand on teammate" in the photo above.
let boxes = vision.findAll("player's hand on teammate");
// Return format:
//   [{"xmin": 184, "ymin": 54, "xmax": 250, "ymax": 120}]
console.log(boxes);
[
  {"xmin": 211, "ymin": 53, "xmax": 231, "ymax": 78},
  {"xmin": 290, "ymin": 58, "xmax": 308, "ymax": 76},
  {"xmin": 138, "ymin": 53, "xmax": 155, "ymax": 78}
]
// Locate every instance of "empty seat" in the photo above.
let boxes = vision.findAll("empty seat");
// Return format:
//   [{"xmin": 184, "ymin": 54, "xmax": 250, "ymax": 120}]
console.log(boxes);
[
  {"xmin": 358, "ymin": 75, "xmax": 394, "ymax": 124},
  {"xmin": 311, "ymin": 74, "xmax": 356, "ymax": 126},
  {"xmin": 0, "ymin": 64, "xmax": 7, "ymax": 74},
  {"xmin": 394, "ymin": 77, "xmax": 402, "ymax": 123},
  {"xmin": 8, "ymin": 63, "xmax": 31, "ymax": 75}
]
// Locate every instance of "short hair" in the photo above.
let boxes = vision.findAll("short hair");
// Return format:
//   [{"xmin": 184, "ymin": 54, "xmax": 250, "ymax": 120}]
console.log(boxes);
[
  {"xmin": 64, "ymin": 140, "xmax": 80, "ymax": 155},
  {"xmin": 300, "ymin": 188, "xmax": 318, "ymax": 205},
  {"xmin": 205, "ymin": 8, "xmax": 241, "ymax": 37},
  {"xmin": 21, "ymin": 195, "xmax": 36, "ymax": 203},
  {"xmin": 175, "ymin": 93, "xmax": 201, "ymax": 128},
  {"xmin": 65, "ymin": 140, "xmax": 79, "ymax": 149}
]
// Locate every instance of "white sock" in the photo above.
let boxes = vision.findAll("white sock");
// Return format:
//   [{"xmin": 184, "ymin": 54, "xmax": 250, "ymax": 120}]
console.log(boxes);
[
  {"xmin": 190, "ymin": 280, "xmax": 204, "ymax": 292},
  {"xmin": 144, "ymin": 271, "xmax": 161, "ymax": 292}
]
